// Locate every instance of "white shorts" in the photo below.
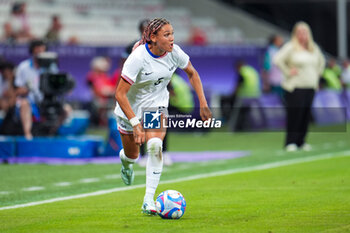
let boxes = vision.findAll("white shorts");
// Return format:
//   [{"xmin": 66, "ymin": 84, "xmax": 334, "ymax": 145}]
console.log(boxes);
[
  {"xmin": 116, "ymin": 107, "xmax": 168, "ymax": 135},
  {"xmin": 116, "ymin": 116, "xmax": 134, "ymax": 135}
]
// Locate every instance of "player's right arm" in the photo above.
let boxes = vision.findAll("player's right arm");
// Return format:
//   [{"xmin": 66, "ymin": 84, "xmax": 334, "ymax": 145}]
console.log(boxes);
[
  {"xmin": 115, "ymin": 50, "xmax": 145, "ymax": 145},
  {"xmin": 115, "ymin": 78, "xmax": 145, "ymax": 145}
]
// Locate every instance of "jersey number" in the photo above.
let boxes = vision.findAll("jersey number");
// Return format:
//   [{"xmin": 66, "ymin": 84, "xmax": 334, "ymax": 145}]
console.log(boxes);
[{"xmin": 154, "ymin": 78, "xmax": 164, "ymax": 86}]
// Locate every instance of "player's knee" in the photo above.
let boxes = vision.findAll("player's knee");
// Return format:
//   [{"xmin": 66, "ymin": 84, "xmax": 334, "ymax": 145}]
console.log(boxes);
[
  {"xmin": 19, "ymin": 99, "xmax": 30, "ymax": 109},
  {"xmin": 120, "ymin": 148, "xmax": 139, "ymax": 160},
  {"xmin": 147, "ymin": 137, "xmax": 162, "ymax": 156}
]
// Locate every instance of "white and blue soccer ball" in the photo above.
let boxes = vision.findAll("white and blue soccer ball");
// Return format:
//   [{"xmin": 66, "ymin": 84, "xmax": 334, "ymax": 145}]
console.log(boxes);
[{"xmin": 155, "ymin": 190, "xmax": 186, "ymax": 219}]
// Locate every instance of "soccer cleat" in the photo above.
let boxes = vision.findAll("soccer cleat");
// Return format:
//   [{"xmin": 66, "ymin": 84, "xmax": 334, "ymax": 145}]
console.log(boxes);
[
  {"xmin": 141, "ymin": 199, "xmax": 157, "ymax": 216},
  {"xmin": 300, "ymin": 143, "xmax": 312, "ymax": 151},
  {"xmin": 285, "ymin": 143, "xmax": 298, "ymax": 152},
  {"xmin": 120, "ymin": 166, "xmax": 134, "ymax": 185}
]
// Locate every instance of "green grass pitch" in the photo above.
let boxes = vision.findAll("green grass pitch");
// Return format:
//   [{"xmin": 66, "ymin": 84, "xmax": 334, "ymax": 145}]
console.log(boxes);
[
  {"xmin": 0, "ymin": 125, "xmax": 349, "ymax": 232},
  {"xmin": 1, "ymin": 155, "xmax": 349, "ymax": 233}
]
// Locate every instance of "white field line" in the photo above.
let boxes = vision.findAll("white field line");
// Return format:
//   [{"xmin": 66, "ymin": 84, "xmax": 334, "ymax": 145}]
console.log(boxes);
[
  {"xmin": 1, "ymin": 150, "xmax": 350, "ymax": 211},
  {"xmin": 104, "ymin": 174, "xmax": 120, "ymax": 179},
  {"xmin": 22, "ymin": 187, "xmax": 45, "ymax": 192},
  {"xmin": 337, "ymin": 141, "xmax": 346, "ymax": 147},
  {"xmin": 0, "ymin": 191, "xmax": 11, "ymax": 195},
  {"xmin": 54, "ymin": 182, "xmax": 72, "ymax": 187},
  {"xmin": 79, "ymin": 178, "xmax": 100, "ymax": 183}
]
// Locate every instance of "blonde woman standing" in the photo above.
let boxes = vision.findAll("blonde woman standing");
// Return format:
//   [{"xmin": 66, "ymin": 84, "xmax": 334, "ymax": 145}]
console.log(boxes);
[{"xmin": 274, "ymin": 21, "xmax": 325, "ymax": 152}]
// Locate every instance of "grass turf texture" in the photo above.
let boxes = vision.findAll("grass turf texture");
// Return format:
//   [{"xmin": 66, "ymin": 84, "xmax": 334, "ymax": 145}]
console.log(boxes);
[
  {"xmin": 0, "ymin": 124, "xmax": 349, "ymax": 232},
  {"xmin": 0, "ymin": 155, "xmax": 349, "ymax": 233},
  {"xmin": 0, "ymin": 127, "xmax": 349, "ymax": 207}
]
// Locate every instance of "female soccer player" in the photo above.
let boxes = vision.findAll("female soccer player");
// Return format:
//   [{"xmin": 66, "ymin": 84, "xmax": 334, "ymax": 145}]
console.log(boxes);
[{"xmin": 114, "ymin": 18, "xmax": 212, "ymax": 215}]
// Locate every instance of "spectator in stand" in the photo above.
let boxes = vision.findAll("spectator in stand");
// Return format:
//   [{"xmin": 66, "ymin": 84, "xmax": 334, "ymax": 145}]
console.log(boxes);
[
  {"xmin": 328, "ymin": 58, "xmax": 342, "ymax": 78},
  {"xmin": 15, "ymin": 40, "xmax": 47, "ymax": 139},
  {"xmin": 87, "ymin": 56, "xmax": 117, "ymax": 126},
  {"xmin": 220, "ymin": 60, "xmax": 262, "ymax": 131},
  {"xmin": 110, "ymin": 20, "xmax": 151, "ymax": 90},
  {"xmin": 128, "ymin": 19, "xmax": 151, "ymax": 52},
  {"xmin": 45, "ymin": 15, "xmax": 62, "ymax": 44},
  {"xmin": 189, "ymin": 27, "xmax": 208, "ymax": 46},
  {"xmin": 320, "ymin": 58, "xmax": 342, "ymax": 92},
  {"xmin": 274, "ymin": 21, "xmax": 325, "ymax": 152},
  {"xmin": 67, "ymin": 35, "xmax": 79, "ymax": 45},
  {"xmin": 8, "ymin": 2, "xmax": 33, "ymax": 43},
  {"xmin": 262, "ymin": 34, "xmax": 284, "ymax": 98},
  {"xmin": 168, "ymin": 72, "xmax": 194, "ymax": 114},
  {"xmin": 15, "ymin": 40, "xmax": 72, "ymax": 137},
  {"xmin": 112, "ymin": 20, "xmax": 150, "ymax": 85},
  {"xmin": 1, "ymin": 22, "xmax": 15, "ymax": 44},
  {"xmin": 0, "ymin": 61, "xmax": 16, "ymax": 112},
  {"xmin": 0, "ymin": 61, "xmax": 21, "ymax": 135},
  {"xmin": 232, "ymin": 60, "xmax": 262, "ymax": 131}
]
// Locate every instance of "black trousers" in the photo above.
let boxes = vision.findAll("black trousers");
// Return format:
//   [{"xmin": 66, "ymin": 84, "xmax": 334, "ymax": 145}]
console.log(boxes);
[{"xmin": 284, "ymin": 88, "xmax": 315, "ymax": 147}]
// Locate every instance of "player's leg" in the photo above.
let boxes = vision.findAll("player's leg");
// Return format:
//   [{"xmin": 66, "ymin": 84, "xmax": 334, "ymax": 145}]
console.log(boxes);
[
  {"xmin": 284, "ymin": 90, "xmax": 298, "ymax": 151},
  {"xmin": 117, "ymin": 116, "xmax": 139, "ymax": 185},
  {"xmin": 119, "ymin": 133, "xmax": 139, "ymax": 185},
  {"xmin": 142, "ymin": 128, "xmax": 166, "ymax": 215},
  {"xmin": 296, "ymin": 89, "xmax": 315, "ymax": 150},
  {"xmin": 18, "ymin": 98, "xmax": 33, "ymax": 140},
  {"xmin": 140, "ymin": 135, "xmax": 171, "ymax": 167}
]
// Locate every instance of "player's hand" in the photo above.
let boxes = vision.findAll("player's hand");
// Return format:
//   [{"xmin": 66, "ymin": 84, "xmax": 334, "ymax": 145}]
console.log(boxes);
[
  {"xmin": 200, "ymin": 106, "xmax": 212, "ymax": 121},
  {"xmin": 133, "ymin": 124, "xmax": 145, "ymax": 146}
]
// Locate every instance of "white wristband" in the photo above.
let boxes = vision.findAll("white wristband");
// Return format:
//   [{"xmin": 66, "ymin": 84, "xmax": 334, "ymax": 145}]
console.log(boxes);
[{"xmin": 129, "ymin": 117, "xmax": 140, "ymax": 127}]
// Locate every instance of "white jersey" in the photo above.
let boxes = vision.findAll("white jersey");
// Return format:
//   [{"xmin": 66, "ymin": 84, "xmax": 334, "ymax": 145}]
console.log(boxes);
[
  {"xmin": 114, "ymin": 43, "xmax": 190, "ymax": 120},
  {"xmin": 15, "ymin": 58, "xmax": 43, "ymax": 103}
]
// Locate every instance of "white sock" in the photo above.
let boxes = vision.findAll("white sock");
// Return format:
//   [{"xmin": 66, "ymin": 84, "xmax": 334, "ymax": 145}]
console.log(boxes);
[
  {"xmin": 119, "ymin": 149, "xmax": 138, "ymax": 169},
  {"xmin": 144, "ymin": 137, "xmax": 163, "ymax": 201}
]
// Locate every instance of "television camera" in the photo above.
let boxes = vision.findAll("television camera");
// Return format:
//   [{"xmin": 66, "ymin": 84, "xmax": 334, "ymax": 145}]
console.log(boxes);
[{"xmin": 35, "ymin": 52, "xmax": 75, "ymax": 135}]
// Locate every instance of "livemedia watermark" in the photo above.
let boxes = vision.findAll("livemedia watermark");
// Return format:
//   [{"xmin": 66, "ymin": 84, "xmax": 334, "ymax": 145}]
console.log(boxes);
[
  {"xmin": 141, "ymin": 107, "xmax": 347, "ymax": 132},
  {"xmin": 142, "ymin": 109, "xmax": 222, "ymax": 130}
]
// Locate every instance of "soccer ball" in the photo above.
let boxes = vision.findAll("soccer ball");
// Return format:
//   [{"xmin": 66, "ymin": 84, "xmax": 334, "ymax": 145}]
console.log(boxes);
[{"xmin": 155, "ymin": 190, "xmax": 186, "ymax": 219}]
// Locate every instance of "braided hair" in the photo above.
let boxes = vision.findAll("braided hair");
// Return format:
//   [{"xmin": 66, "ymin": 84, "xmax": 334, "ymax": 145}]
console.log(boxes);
[{"xmin": 140, "ymin": 18, "xmax": 170, "ymax": 45}]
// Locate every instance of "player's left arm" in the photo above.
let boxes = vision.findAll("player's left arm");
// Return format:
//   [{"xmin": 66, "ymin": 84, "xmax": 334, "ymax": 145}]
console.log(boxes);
[{"xmin": 183, "ymin": 61, "xmax": 212, "ymax": 121}]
